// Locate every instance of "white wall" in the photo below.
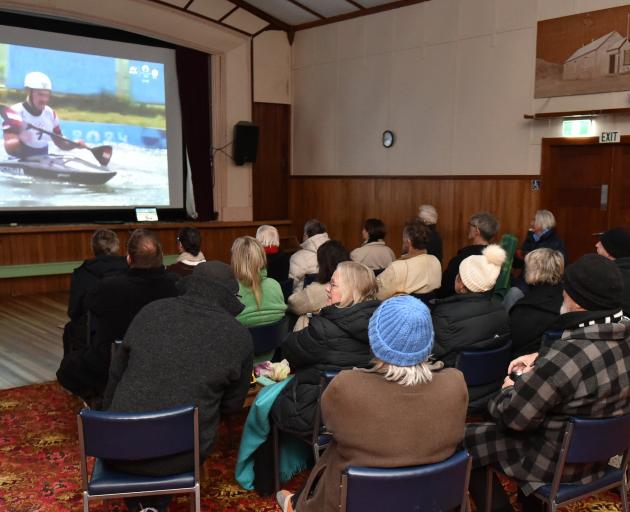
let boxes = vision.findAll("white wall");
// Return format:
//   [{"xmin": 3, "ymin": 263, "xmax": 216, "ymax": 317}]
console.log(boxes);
[{"xmin": 291, "ymin": 0, "xmax": 630, "ymax": 176}]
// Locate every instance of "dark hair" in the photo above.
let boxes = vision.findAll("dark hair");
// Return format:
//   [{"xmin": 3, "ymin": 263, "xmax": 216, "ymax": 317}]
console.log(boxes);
[
  {"xmin": 364, "ymin": 218, "xmax": 386, "ymax": 243},
  {"xmin": 177, "ymin": 227, "xmax": 202, "ymax": 256},
  {"xmin": 316, "ymin": 240, "xmax": 350, "ymax": 284},
  {"xmin": 91, "ymin": 229, "xmax": 119, "ymax": 256},
  {"xmin": 304, "ymin": 218, "xmax": 327, "ymax": 238},
  {"xmin": 403, "ymin": 218, "xmax": 430, "ymax": 250},
  {"xmin": 127, "ymin": 229, "xmax": 163, "ymax": 269}
]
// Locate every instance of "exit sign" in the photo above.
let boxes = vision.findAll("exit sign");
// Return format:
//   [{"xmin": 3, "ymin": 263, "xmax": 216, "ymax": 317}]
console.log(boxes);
[{"xmin": 600, "ymin": 131, "xmax": 620, "ymax": 143}]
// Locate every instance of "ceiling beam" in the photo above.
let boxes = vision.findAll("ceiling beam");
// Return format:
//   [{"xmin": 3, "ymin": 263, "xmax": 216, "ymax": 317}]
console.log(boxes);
[
  {"xmin": 295, "ymin": 0, "xmax": 429, "ymax": 31},
  {"xmin": 344, "ymin": 0, "xmax": 366, "ymax": 9},
  {"xmin": 288, "ymin": 0, "xmax": 325, "ymax": 20},
  {"xmin": 146, "ymin": 0, "xmax": 253, "ymax": 37},
  {"xmin": 227, "ymin": 0, "xmax": 293, "ymax": 33},
  {"xmin": 219, "ymin": 5, "xmax": 239, "ymax": 22}
]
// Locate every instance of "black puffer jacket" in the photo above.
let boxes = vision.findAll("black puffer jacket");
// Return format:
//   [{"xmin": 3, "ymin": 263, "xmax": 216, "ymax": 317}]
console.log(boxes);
[
  {"xmin": 510, "ymin": 284, "xmax": 563, "ymax": 357},
  {"xmin": 513, "ymin": 229, "xmax": 567, "ymax": 269},
  {"xmin": 63, "ymin": 254, "xmax": 128, "ymax": 354},
  {"xmin": 271, "ymin": 300, "xmax": 380, "ymax": 438},
  {"xmin": 431, "ymin": 292, "xmax": 510, "ymax": 368},
  {"xmin": 616, "ymin": 258, "xmax": 630, "ymax": 316}
]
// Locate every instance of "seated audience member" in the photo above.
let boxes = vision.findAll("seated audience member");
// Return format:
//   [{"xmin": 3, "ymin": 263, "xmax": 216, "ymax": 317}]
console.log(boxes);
[
  {"xmin": 289, "ymin": 219, "xmax": 330, "ymax": 291},
  {"xmin": 509, "ymin": 248, "xmax": 564, "ymax": 357},
  {"xmin": 256, "ymin": 224, "xmax": 290, "ymax": 282},
  {"xmin": 57, "ymin": 229, "xmax": 178, "ymax": 402},
  {"xmin": 596, "ymin": 226, "xmax": 630, "ymax": 314},
  {"xmin": 103, "ymin": 261, "xmax": 253, "ymax": 512},
  {"xmin": 276, "ymin": 295, "xmax": 468, "ymax": 512},
  {"xmin": 465, "ymin": 254, "xmax": 630, "ymax": 512},
  {"xmin": 376, "ymin": 218, "xmax": 441, "ymax": 300},
  {"xmin": 166, "ymin": 227, "xmax": 205, "ymax": 277},
  {"xmin": 350, "ymin": 218, "xmax": 396, "ymax": 270},
  {"xmin": 271, "ymin": 261, "xmax": 380, "ymax": 440},
  {"xmin": 438, "ymin": 211, "xmax": 499, "ymax": 298},
  {"xmin": 432, "ymin": 245, "xmax": 509, "ymax": 368},
  {"xmin": 232, "ymin": 236, "xmax": 287, "ymax": 327},
  {"xmin": 418, "ymin": 204, "xmax": 443, "ymax": 262},
  {"xmin": 514, "ymin": 209, "xmax": 567, "ymax": 269},
  {"xmin": 288, "ymin": 240, "xmax": 350, "ymax": 330},
  {"xmin": 63, "ymin": 229, "xmax": 127, "ymax": 355}
]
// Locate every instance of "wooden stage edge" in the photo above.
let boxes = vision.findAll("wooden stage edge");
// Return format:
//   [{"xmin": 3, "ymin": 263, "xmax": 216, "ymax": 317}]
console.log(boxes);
[{"xmin": 0, "ymin": 219, "xmax": 294, "ymax": 297}]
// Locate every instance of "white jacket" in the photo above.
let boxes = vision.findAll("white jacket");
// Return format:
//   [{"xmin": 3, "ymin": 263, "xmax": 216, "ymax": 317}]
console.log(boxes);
[
  {"xmin": 350, "ymin": 240, "xmax": 396, "ymax": 270},
  {"xmin": 289, "ymin": 232, "xmax": 329, "ymax": 290}
]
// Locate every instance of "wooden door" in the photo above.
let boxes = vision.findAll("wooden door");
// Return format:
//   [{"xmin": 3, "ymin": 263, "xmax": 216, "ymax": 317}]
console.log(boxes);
[
  {"xmin": 609, "ymin": 143, "xmax": 630, "ymax": 227},
  {"xmin": 541, "ymin": 138, "xmax": 612, "ymax": 261},
  {"xmin": 252, "ymin": 102, "xmax": 290, "ymax": 221}
]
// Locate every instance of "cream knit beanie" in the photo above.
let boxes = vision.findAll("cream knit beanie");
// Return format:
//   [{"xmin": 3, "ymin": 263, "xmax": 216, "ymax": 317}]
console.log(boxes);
[{"xmin": 458, "ymin": 245, "xmax": 506, "ymax": 292}]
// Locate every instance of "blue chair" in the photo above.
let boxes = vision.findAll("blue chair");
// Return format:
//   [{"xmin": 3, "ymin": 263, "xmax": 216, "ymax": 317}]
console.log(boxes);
[
  {"xmin": 340, "ymin": 450, "xmax": 472, "ymax": 512},
  {"xmin": 248, "ymin": 317, "xmax": 288, "ymax": 363},
  {"xmin": 456, "ymin": 338, "xmax": 512, "ymax": 414},
  {"xmin": 77, "ymin": 405, "xmax": 200, "ymax": 512},
  {"xmin": 528, "ymin": 414, "xmax": 630, "ymax": 512}
]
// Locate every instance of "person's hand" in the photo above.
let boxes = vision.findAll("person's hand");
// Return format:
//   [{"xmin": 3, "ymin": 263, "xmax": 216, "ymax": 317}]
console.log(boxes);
[
  {"xmin": 502, "ymin": 375, "xmax": 515, "ymax": 389},
  {"xmin": 508, "ymin": 352, "xmax": 538, "ymax": 375}
]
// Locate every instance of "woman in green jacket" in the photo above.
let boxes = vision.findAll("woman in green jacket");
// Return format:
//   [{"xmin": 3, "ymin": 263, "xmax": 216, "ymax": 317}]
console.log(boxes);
[{"xmin": 231, "ymin": 236, "xmax": 287, "ymax": 327}]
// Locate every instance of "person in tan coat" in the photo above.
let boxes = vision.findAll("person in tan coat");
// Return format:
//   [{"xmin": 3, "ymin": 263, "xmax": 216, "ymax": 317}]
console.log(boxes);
[
  {"xmin": 276, "ymin": 295, "xmax": 468, "ymax": 512},
  {"xmin": 289, "ymin": 219, "xmax": 330, "ymax": 291},
  {"xmin": 350, "ymin": 218, "xmax": 396, "ymax": 270},
  {"xmin": 376, "ymin": 218, "xmax": 442, "ymax": 300}
]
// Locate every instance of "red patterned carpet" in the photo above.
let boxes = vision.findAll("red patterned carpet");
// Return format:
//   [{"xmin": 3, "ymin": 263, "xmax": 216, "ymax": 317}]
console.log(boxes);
[{"xmin": 0, "ymin": 381, "xmax": 626, "ymax": 511}]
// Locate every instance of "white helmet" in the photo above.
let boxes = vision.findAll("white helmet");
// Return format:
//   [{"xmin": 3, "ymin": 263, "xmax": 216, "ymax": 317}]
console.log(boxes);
[{"xmin": 24, "ymin": 71, "xmax": 52, "ymax": 90}]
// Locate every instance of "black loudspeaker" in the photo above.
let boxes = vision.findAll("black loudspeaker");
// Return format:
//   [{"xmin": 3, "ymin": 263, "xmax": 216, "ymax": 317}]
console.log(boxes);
[{"xmin": 233, "ymin": 121, "xmax": 259, "ymax": 165}]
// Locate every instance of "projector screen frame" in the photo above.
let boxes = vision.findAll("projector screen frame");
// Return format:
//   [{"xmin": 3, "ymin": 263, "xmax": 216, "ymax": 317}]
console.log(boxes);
[{"xmin": 0, "ymin": 10, "xmax": 190, "ymax": 224}]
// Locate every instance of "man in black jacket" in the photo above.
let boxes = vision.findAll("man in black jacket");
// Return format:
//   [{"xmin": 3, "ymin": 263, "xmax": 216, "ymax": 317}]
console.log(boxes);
[
  {"xmin": 62, "ymin": 229, "xmax": 127, "ymax": 355},
  {"xmin": 57, "ymin": 229, "xmax": 178, "ymax": 402},
  {"xmin": 596, "ymin": 227, "xmax": 630, "ymax": 315}
]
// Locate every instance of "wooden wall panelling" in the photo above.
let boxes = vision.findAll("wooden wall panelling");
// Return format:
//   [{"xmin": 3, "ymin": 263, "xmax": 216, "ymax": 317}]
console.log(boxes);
[
  {"xmin": 0, "ymin": 221, "xmax": 292, "ymax": 296},
  {"xmin": 289, "ymin": 176, "xmax": 540, "ymax": 265},
  {"xmin": 252, "ymin": 102, "xmax": 290, "ymax": 220}
]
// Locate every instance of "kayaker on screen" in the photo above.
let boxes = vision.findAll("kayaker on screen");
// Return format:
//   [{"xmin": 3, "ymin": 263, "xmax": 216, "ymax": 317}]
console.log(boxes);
[{"xmin": 2, "ymin": 71, "xmax": 85, "ymax": 158}]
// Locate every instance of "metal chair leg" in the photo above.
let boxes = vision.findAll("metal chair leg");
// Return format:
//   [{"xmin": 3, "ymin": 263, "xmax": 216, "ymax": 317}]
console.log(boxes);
[{"xmin": 83, "ymin": 492, "xmax": 89, "ymax": 512}]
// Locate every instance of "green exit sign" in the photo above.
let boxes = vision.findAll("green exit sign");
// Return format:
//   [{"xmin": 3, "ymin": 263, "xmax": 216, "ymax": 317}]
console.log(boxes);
[{"xmin": 562, "ymin": 119, "xmax": 592, "ymax": 137}]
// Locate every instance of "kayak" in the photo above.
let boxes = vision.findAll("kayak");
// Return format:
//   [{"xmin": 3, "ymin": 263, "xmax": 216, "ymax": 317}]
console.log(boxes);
[{"xmin": 0, "ymin": 154, "xmax": 116, "ymax": 185}]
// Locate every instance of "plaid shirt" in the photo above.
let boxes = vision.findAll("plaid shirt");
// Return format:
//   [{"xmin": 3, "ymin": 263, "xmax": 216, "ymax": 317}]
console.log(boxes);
[{"xmin": 465, "ymin": 318, "xmax": 630, "ymax": 494}]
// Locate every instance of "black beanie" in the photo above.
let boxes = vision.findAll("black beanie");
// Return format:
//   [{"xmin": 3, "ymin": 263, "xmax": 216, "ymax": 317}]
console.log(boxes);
[
  {"xmin": 563, "ymin": 254, "xmax": 623, "ymax": 311},
  {"xmin": 601, "ymin": 227, "xmax": 630, "ymax": 259}
]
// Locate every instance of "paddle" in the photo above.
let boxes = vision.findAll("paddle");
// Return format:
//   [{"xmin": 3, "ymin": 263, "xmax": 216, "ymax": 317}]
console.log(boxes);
[{"xmin": 0, "ymin": 104, "xmax": 113, "ymax": 166}]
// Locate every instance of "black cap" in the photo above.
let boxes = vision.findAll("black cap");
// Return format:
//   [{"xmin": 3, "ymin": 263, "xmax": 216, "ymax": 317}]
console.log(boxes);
[
  {"xmin": 193, "ymin": 261, "xmax": 238, "ymax": 294},
  {"xmin": 601, "ymin": 227, "xmax": 630, "ymax": 259},
  {"xmin": 563, "ymin": 254, "xmax": 623, "ymax": 311}
]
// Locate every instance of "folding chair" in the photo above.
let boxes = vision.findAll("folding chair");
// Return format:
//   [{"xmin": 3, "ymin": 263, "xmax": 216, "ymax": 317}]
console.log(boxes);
[{"xmin": 77, "ymin": 405, "xmax": 200, "ymax": 512}]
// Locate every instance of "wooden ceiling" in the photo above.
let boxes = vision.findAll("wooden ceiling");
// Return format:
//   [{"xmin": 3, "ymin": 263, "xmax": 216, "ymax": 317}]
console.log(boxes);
[{"xmin": 150, "ymin": 0, "xmax": 428, "ymax": 38}]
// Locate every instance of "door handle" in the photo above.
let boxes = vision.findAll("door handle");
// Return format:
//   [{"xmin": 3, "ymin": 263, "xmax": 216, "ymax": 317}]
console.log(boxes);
[{"xmin": 600, "ymin": 184, "xmax": 609, "ymax": 211}]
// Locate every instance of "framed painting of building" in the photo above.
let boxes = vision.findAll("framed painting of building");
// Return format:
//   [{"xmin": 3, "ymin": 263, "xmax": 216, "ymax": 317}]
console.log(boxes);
[{"xmin": 535, "ymin": 4, "xmax": 630, "ymax": 98}]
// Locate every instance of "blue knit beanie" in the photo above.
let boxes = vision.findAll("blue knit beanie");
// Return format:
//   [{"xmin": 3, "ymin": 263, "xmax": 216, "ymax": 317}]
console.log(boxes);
[{"xmin": 368, "ymin": 295, "xmax": 434, "ymax": 367}]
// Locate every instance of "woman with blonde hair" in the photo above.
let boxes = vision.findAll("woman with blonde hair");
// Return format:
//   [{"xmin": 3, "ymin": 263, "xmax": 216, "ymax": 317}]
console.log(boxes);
[
  {"xmin": 509, "ymin": 248, "xmax": 564, "ymax": 357},
  {"xmin": 231, "ymin": 236, "xmax": 287, "ymax": 327},
  {"xmin": 270, "ymin": 261, "xmax": 380, "ymax": 441},
  {"xmin": 418, "ymin": 204, "xmax": 443, "ymax": 262},
  {"xmin": 256, "ymin": 224, "xmax": 290, "ymax": 282},
  {"xmin": 276, "ymin": 295, "xmax": 468, "ymax": 512}
]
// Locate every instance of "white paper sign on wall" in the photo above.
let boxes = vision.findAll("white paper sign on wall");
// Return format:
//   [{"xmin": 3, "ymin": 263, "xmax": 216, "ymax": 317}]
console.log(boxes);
[{"xmin": 600, "ymin": 131, "xmax": 620, "ymax": 143}]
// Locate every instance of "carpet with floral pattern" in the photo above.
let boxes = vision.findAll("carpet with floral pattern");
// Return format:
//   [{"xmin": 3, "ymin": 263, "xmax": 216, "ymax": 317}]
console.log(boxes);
[{"xmin": 0, "ymin": 381, "xmax": 626, "ymax": 511}]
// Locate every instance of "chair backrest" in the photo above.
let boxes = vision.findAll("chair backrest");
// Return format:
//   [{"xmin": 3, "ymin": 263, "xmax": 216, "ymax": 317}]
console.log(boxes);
[
  {"xmin": 565, "ymin": 414, "xmax": 630, "ymax": 464},
  {"xmin": 303, "ymin": 273, "xmax": 318, "ymax": 288},
  {"xmin": 341, "ymin": 450, "xmax": 471, "ymax": 512},
  {"xmin": 248, "ymin": 317, "xmax": 288, "ymax": 356},
  {"xmin": 456, "ymin": 339, "xmax": 512, "ymax": 387},
  {"xmin": 494, "ymin": 233, "xmax": 518, "ymax": 293},
  {"xmin": 78, "ymin": 405, "xmax": 197, "ymax": 460}
]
